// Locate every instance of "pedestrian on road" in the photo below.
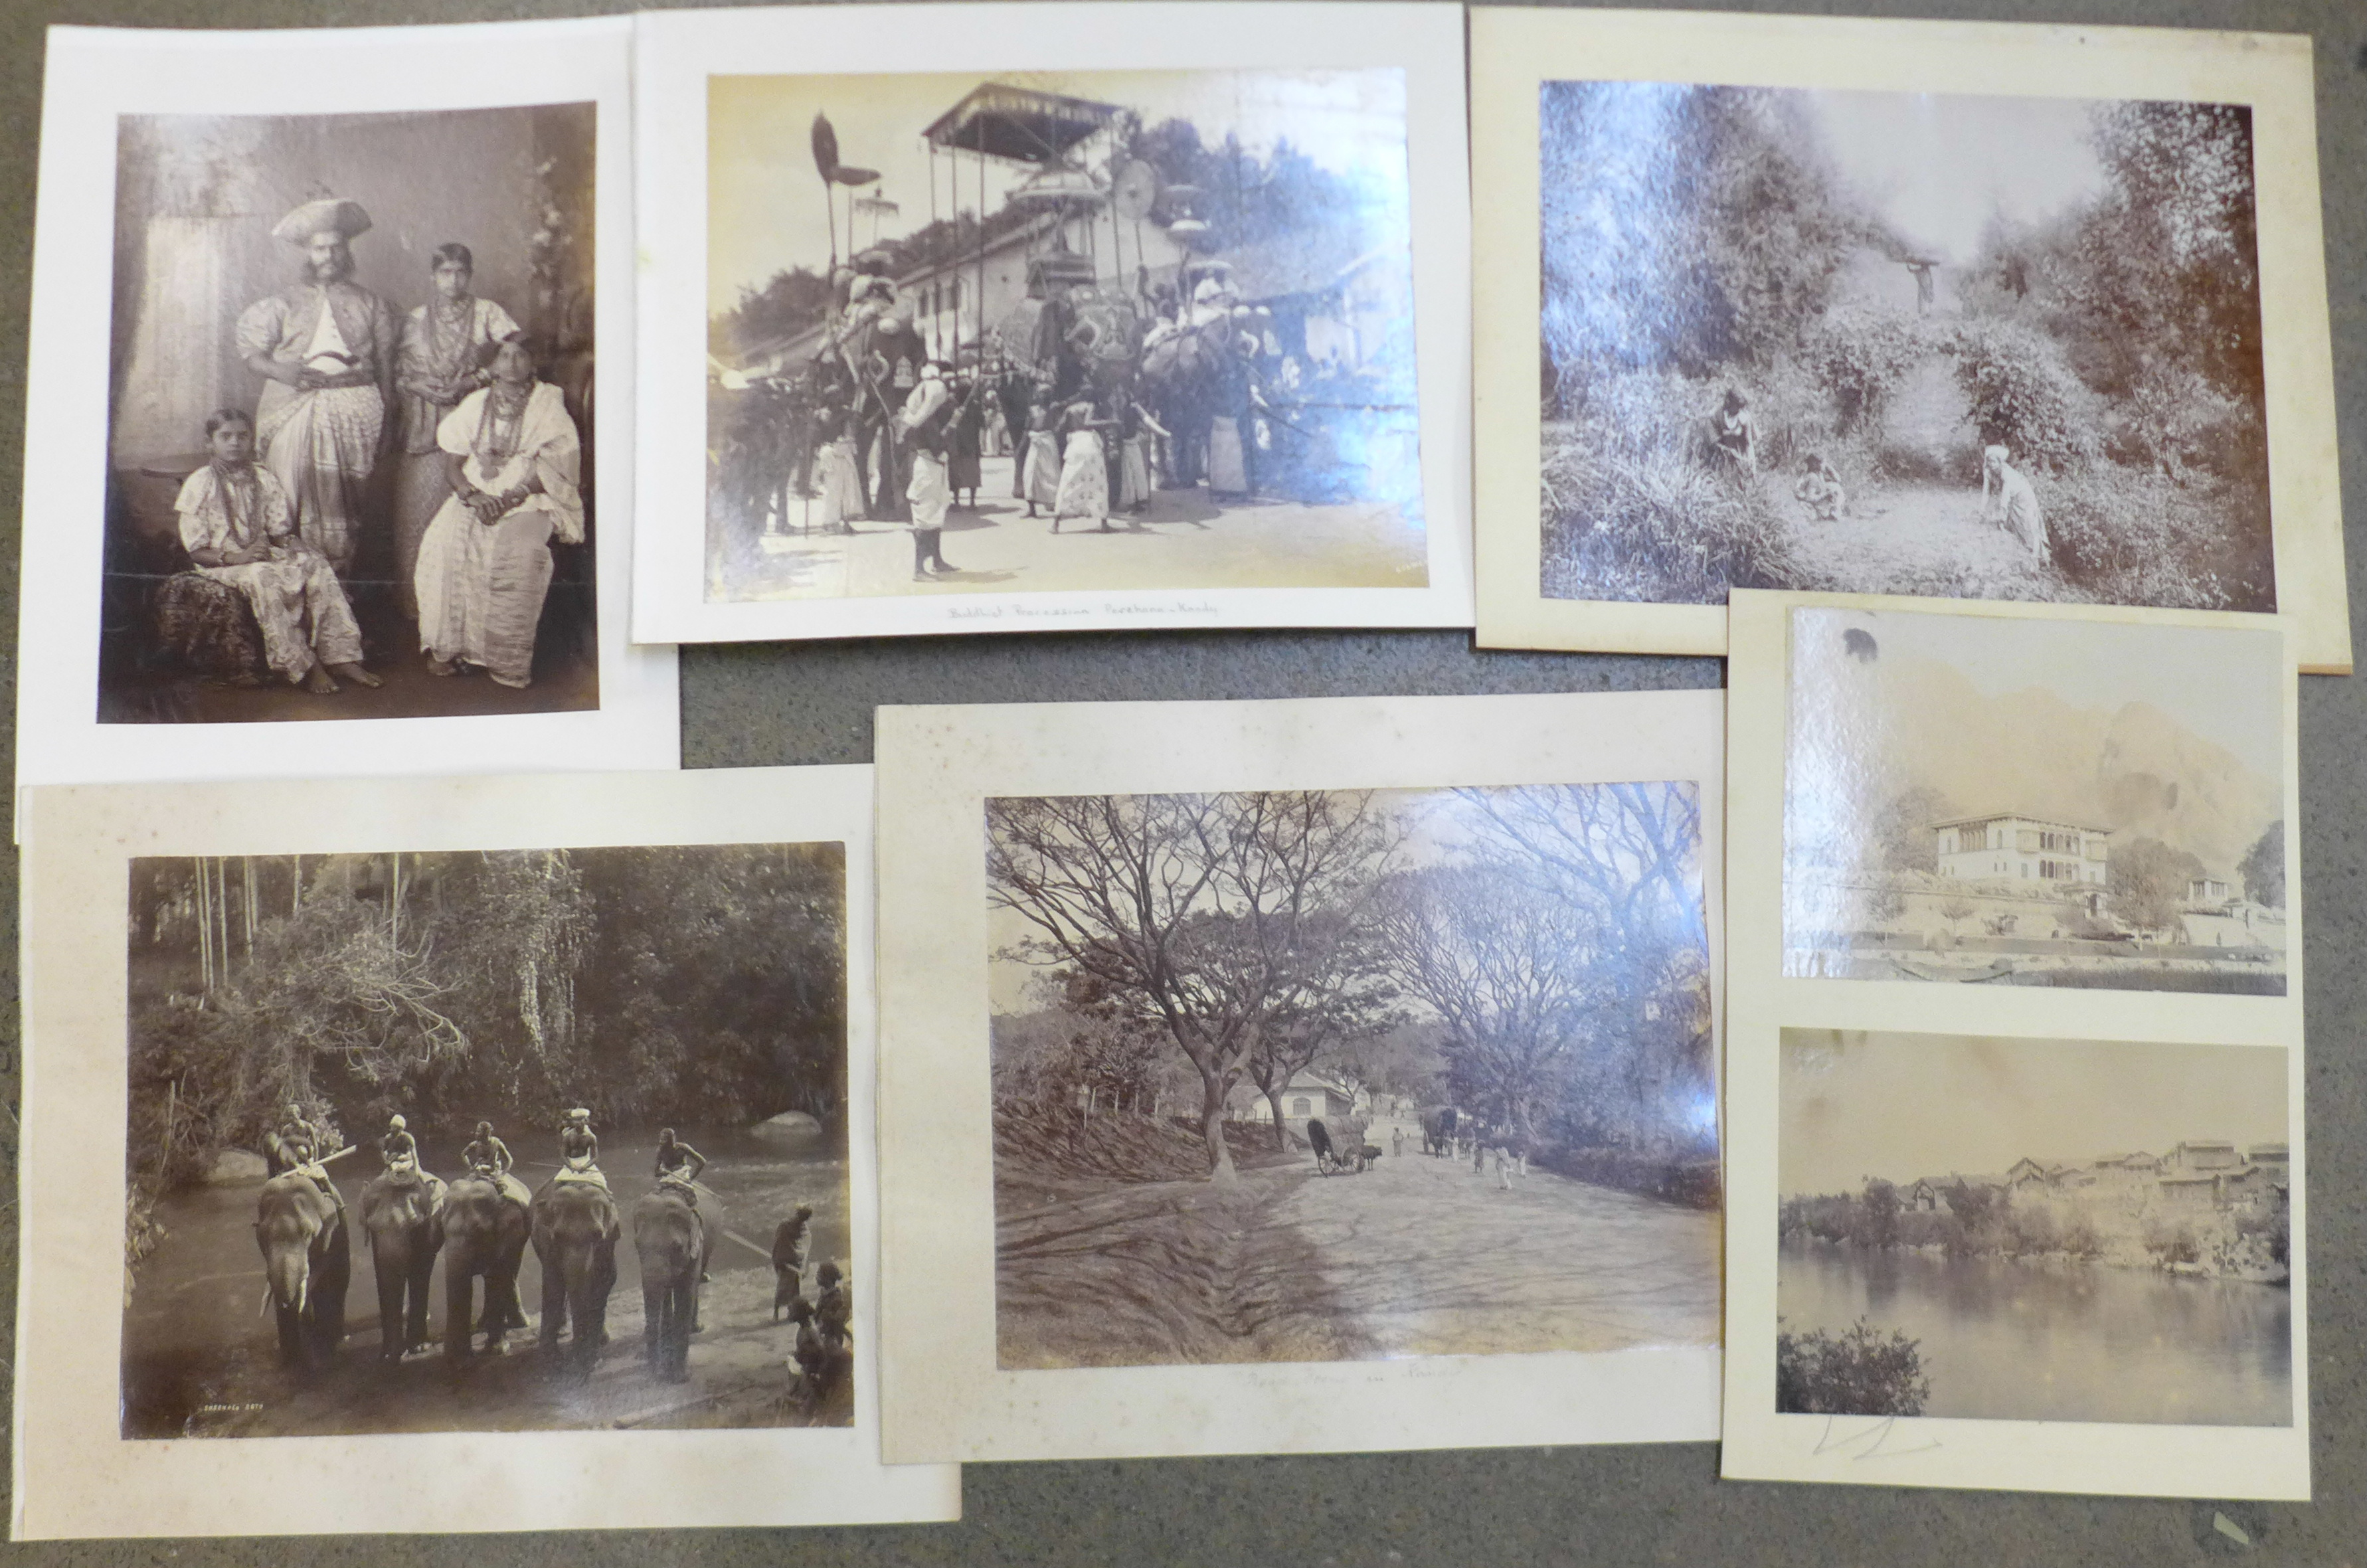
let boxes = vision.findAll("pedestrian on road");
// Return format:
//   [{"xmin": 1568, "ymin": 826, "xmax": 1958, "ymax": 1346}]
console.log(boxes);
[
  {"xmin": 1494, "ymin": 1145, "xmax": 1514, "ymax": 1191},
  {"xmin": 1472, "ymin": 1136, "xmax": 1486, "ymax": 1176},
  {"xmin": 1391, "ymin": 1126, "xmax": 1404, "ymax": 1159}
]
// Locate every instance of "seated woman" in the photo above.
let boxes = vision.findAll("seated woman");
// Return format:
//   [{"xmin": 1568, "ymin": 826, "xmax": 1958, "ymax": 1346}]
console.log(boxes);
[
  {"xmin": 173, "ymin": 408, "xmax": 381, "ymax": 695},
  {"xmin": 412, "ymin": 331, "xmax": 583, "ymax": 689}
]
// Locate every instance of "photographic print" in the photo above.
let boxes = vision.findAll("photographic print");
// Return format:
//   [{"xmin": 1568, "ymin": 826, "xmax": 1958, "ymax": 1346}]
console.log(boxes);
[
  {"xmin": 876, "ymin": 691, "xmax": 1723, "ymax": 1462},
  {"xmin": 986, "ymin": 783, "xmax": 1718, "ymax": 1370},
  {"xmin": 15, "ymin": 766, "xmax": 958, "ymax": 1537},
  {"xmin": 1539, "ymin": 83, "xmax": 2270, "ymax": 615},
  {"xmin": 19, "ymin": 22, "xmax": 679, "ymax": 797},
  {"xmin": 122, "ymin": 842, "xmax": 853, "ymax": 1437},
  {"xmin": 1777, "ymin": 1029, "xmax": 2292, "ymax": 1429},
  {"xmin": 1468, "ymin": 9, "xmax": 2348, "ymax": 668},
  {"xmin": 704, "ymin": 67, "xmax": 1423, "ymax": 602},
  {"xmin": 104, "ymin": 102, "xmax": 599, "ymax": 722},
  {"xmin": 1783, "ymin": 606, "xmax": 2287, "ymax": 993}
]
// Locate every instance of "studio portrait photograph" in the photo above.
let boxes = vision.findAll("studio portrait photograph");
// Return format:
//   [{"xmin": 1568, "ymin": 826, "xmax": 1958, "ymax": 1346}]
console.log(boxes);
[{"xmin": 101, "ymin": 102, "xmax": 600, "ymax": 723}]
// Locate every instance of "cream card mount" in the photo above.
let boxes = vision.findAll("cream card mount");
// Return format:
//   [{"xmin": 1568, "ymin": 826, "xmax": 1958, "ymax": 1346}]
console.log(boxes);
[
  {"xmin": 15, "ymin": 766, "xmax": 959, "ymax": 1537},
  {"xmin": 875, "ymin": 690, "xmax": 1725, "ymax": 1464},
  {"xmin": 1469, "ymin": 7, "xmax": 2348, "ymax": 673},
  {"xmin": 633, "ymin": 1, "xmax": 1474, "ymax": 644},
  {"xmin": 1717, "ymin": 588, "xmax": 2306, "ymax": 1499},
  {"xmin": 17, "ymin": 21, "xmax": 678, "ymax": 804}
]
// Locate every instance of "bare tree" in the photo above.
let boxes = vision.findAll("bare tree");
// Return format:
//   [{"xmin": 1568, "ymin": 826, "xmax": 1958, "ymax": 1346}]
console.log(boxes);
[
  {"xmin": 1372, "ymin": 862, "xmax": 1609, "ymax": 1142},
  {"xmin": 986, "ymin": 791, "xmax": 1401, "ymax": 1181}
]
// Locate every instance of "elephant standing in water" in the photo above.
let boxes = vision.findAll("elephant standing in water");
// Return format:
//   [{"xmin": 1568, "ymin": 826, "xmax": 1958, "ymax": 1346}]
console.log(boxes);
[
  {"xmin": 254, "ymin": 1172, "xmax": 349, "ymax": 1371},
  {"xmin": 440, "ymin": 1174, "xmax": 529, "ymax": 1360},
  {"xmin": 531, "ymin": 1177, "xmax": 620, "ymax": 1375},
  {"xmin": 358, "ymin": 1170, "xmax": 447, "ymax": 1361},
  {"xmin": 632, "ymin": 1184, "xmax": 719, "ymax": 1383}
]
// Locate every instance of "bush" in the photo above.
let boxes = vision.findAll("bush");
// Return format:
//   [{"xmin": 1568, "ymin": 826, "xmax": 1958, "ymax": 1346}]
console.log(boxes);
[
  {"xmin": 1775, "ymin": 1318, "xmax": 1931, "ymax": 1416},
  {"xmin": 1946, "ymin": 317, "xmax": 2099, "ymax": 473},
  {"xmin": 2039, "ymin": 463, "xmax": 2269, "ymax": 611},
  {"xmin": 1539, "ymin": 372, "xmax": 1802, "ymax": 604},
  {"xmin": 2143, "ymin": 1215, "xmax": 2200, "ymax": 1266},
  {"xmin": 1809, "ymin": 306, "xmax": 1931, "ymax": 433},
  {"xmin": 1543, "ymin": 1144, "xmax": 1721, "ymax": 1209}
]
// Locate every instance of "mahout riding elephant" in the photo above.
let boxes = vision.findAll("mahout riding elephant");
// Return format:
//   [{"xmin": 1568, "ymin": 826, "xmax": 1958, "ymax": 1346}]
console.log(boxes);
[
  {"xmin": 357, "ymin": 1168, "xmax": 447, "ymax": 1362},
  {"xmin": 440, "ymin": 1173, "xmax": 529, "ymax": 1360},
  {"xmin": 830, "ymin": 311, "xmax": 925, "ymax": 520},
  {"xmin": 531, "ymin": 1177, "xmax": 620, "ymax": 1375},
  {"xmin": 1421, "ymin": 1106, "xmax": 1460, "ymax": 1158},
  {"xmin": 632, "ymin": 1183, "xmax": 719, "ymax": 1383},
  {"xmin": 254, "ymin": 1172, "xmax": 349, "ymax": 1371}
]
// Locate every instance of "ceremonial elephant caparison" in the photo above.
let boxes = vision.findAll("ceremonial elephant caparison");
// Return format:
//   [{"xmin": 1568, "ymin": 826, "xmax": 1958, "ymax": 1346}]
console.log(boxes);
[
  {"xmin": 633, "ymin": 1184, "xmax": 719, "ymax": 1383},
  {"xmin": 253, "ymin": 1171, "xmax": 350, "ymax": 1371},
  {"xmin": 531, "ymin": 1177, "xmax": 620, "ymax": 1374}
]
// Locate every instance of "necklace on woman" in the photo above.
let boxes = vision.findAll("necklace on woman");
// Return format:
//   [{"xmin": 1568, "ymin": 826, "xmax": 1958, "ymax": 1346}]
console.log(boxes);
[{"xmin": 209, "ymin": 460, "xmax": 256, "ymax": 549}]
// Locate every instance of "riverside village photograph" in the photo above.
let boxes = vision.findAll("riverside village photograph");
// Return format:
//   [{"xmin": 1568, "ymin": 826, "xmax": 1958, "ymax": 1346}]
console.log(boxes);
[
  {"xmin": 1538, "ymin": 83, "xmax": 2273, "ymax": 613},
  {"xmin": 1783, "ymin": 606, "xmax": 2287, "ymax": 992},
  {"xmin": 122, "ymin": 843, "xmax": 854, "ymax": 1438},
  {"xmin": 101, "ymin": 106, "xmax": 601, "ymax": 724},
  {"xmin": 984, "ymin": 782, "xmax": 1720, "ymax": 1370},
  {"xmin": 704, "ymin": 68, "xmax": 1425, "ymax": 601},
  {"xmin": 1777, "ymin": 1029, "xmax": 2293, "ymax": 1428}
]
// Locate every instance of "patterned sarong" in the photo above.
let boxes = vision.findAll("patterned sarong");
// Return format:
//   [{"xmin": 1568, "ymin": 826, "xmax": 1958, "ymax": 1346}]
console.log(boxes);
[{"xmin": 256, "ymin": 385, "xmax": 384, "ymax": 576}]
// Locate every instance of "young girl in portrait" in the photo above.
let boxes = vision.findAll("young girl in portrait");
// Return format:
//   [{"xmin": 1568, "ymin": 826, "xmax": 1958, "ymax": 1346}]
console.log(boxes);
[{"xmin": 173, "ymin": 408, "xmax": 382, "ymax": 695}]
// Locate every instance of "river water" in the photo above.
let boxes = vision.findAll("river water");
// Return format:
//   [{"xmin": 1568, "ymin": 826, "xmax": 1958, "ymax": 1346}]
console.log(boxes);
[
  {"xmin": 1778, "ymin": 1237, "xmax": 2292, "ymax": 1427},
  {"xmin": 123, "ymin": 1123, "xmax": 847, "ymax": 1438}
]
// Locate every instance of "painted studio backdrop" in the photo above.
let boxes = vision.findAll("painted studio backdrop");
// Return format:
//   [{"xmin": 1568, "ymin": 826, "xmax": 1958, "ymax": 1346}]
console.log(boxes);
[{"xmin": 104, "ymin": 104, "xmax": 600, "ymax": 723}]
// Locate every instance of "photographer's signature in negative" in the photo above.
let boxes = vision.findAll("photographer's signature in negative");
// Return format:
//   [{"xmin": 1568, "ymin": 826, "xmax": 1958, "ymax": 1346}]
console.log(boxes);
[{"xmin": 1810, "ymin": 1414, "xmax": 1941, "ymax": 1462}]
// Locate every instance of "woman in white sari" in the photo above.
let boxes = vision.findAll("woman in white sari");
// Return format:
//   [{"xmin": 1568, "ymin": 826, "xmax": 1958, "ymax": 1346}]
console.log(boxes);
[{"xmin": 413, "ymin": 332, "xmax": 583, "ymax": 689}]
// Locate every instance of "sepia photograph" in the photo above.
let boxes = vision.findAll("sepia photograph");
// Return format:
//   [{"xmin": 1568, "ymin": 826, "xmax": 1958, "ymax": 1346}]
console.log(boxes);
[
  {"xmin": 703, "ymin": 66, "xmax": 1426, "ymax": 604},
  {"xmin": 984, "ymin": 781, "xmax": 1718, "ymax": 1370},
  {"xmin": 120, "ymin": 841, "xmax": 853, "ymax": 1438},
  {"xmin": 100, "ymin": 102, "xmax": 600, "ymax": 724},
  {"xmin": 1537, "ymin": 82, "xmax": 2273, "ymax": 616},
  {"xmin": 1783, "ymin": 606, "xmax": 2287, "ymax": 993},
  {"xmin": 1777, "ymin": 1029, "xmax": 2293, "ymax": 1428}
]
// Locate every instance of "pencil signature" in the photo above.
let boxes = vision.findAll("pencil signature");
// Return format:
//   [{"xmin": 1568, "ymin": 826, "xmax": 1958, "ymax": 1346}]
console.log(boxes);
[{"xmin": 1811, "ymin": 1415, "xmax": 1942, "ymax": 1462}]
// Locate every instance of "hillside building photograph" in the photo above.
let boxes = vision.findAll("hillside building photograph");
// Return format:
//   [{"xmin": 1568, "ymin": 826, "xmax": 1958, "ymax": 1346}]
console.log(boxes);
[{"xmin": 1783, "ymin": 607, "xmax": 2287, "ymax": 992}]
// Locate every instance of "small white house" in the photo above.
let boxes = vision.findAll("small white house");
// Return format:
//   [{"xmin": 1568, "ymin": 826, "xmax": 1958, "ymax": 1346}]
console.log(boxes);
[{"xmin": 1933, "ymin": 813, "xmax": 2109, "ymax": 886}]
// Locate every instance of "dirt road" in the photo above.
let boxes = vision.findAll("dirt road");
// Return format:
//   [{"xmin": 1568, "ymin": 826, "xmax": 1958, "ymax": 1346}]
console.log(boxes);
[
  {"xmin": 1278, "ymin": 1137, "xmax": 1721, "ymax": 1357},
  {"xmin": 1777, "ymin": 481, "xmax": 2063, "ymax": 603},
  {"xmin": 996, "ymin": 1126, "xmax": 1719, "ymax": 1368}
]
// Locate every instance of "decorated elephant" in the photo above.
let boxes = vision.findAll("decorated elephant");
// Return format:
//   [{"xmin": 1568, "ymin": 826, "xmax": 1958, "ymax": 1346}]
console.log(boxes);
[
  {"xmin": 357, "ymin": 1168, "xmax": 447, "ymax": 1362},
  {"xmin": 440, "ymin": 1173, "xmax": 529, "ymax": 1360},
  {"xmin": 632, "ymin": 1183, "xmax": 719, "ymax": 1383},
  {"xmin": 531, "ymin": 1176, "xmax": 620, "ymax": 1375},
  {"xmin": 1137, "ymin": 309, "xmax": 1255, "ymax": 490},
  {"xmin": 253, "ymin": 1172, "xmax": 349, "ymax": 1371},
  {"xmin": 1421, "ymin": 1106, "xmax": 1461, "ymax": 1158}
]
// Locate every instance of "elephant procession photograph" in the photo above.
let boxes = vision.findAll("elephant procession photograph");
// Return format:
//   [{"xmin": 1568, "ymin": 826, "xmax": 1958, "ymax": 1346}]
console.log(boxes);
[
  {"xmin": 703, "ymin": 67, "xmax": 1429, "ymax": 602},
  {"xmin": 118, "ymin": 841, "xmax": 855, "ymax": 1438}
]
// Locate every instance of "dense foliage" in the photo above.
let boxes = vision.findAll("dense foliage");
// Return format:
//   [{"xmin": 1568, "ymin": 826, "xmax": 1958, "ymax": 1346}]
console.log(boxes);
[
  {"xmin": 127, "ymin": 844, "xmax": 847, "ymax": 1201},
  {"xmin": 1775, "ymin": 1318, "xmax": 1930, "ymax": 1417}
]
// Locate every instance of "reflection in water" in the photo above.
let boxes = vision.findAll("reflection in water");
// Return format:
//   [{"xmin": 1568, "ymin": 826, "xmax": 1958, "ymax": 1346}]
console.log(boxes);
[{"xmin": 1779, "ymin": 1237, "xmax": 2291, "ymax": 1427}]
